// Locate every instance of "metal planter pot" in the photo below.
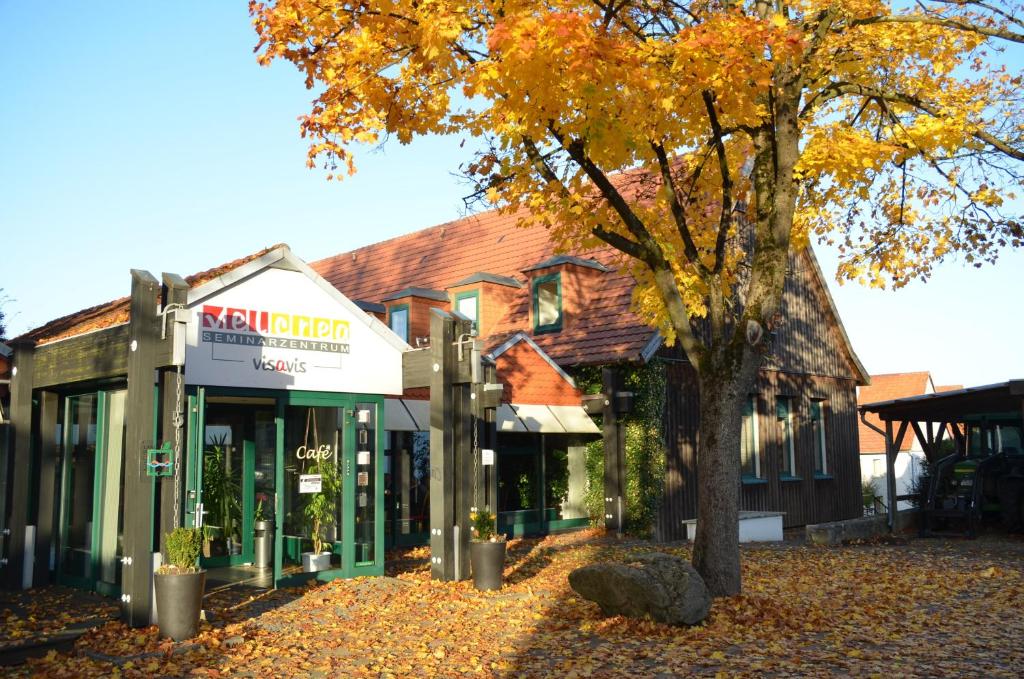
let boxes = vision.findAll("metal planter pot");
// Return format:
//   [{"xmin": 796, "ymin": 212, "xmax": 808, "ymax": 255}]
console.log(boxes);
[
  {"xmin": 302, "ymin": 552, "xmax": 332, "ymax": 572},
  {"xmin": 470, "ymin": 541, "xmax": 506, "ymax": 591},
  {"xmin": 254, "ymin": 520, "xmax": 273, "ymax": 569},
  {"xmin": 154, "ymin": 570, "xmax": 206, "ymax": 641}
]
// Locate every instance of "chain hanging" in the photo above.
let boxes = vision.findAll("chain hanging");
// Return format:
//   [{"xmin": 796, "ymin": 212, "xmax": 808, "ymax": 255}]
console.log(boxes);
[
  {"xmin": 472, "ymin": 414, "xmax": 481, "ymax": 510},
  {"xmin": 172, "ymin": 365, "xmax": 184, "ymax": 529}
]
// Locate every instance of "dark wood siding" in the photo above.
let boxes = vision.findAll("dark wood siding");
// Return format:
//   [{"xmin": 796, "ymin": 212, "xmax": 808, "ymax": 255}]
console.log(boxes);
[
  {"xmin": 655, "ymin": 249, "xmax": 864, "ymax": 540},
  {"xmin": 657, "ymin": 365, "xmax": 861, "ymax": 539}
]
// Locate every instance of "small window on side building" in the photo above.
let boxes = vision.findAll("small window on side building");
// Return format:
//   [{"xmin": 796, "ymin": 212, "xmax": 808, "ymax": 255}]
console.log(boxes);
[
  {"xmin": 810, "ymin": 399, "xmax": 828, "ymax": 475},
  {"xmin": 777, "ymin": 397, "xmax": 796, "ymax": 477},
  {"xmin": 389, "ymin": 304, "xmax": 409, "ymax": 343},
  {"xmin": 455, "ymin": 290, "xmax": 479, "ymax": 332},
  {"xmin": 532, "ymin": 273, "xmax": 562, "ymax": 333},
  {"xmin": 741, "ymin": 395, "xmax": 761, "ymax": 479}
]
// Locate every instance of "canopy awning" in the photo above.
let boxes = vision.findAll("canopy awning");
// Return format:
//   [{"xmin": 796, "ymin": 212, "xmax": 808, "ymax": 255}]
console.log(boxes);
[{"xmin": 389, "ymin": 399, "xmax": 599, "ymax": 435}]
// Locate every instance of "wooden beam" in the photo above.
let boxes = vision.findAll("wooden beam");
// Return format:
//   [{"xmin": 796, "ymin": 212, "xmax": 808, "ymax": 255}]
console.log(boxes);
[
  {"xmin": 429, "ymin": 310, "xmax": 456, "ymax": 580},
  {"xmin": 403, "ymin": 349, "xmax": 433, "ymax": 390},
  {"xmin": 157, "ymin": 274, "xmax": 189, "ymax": 555},
  {"xmin": 32, "ymin": 325, "xmax": 130, "ymax": 389},
  {"xmin": 602, "ymin": 367, "xmax": 627, "ymax": 534},
  {"xmin": 883, "ymin": 419, "xmax": 904, "ymax": 531},
  {"xmin": 121, "ymin": 270, "xmax": 162, "ymax": 626},
  {"xmin": 33, "ymin": 392, "xmax": 60, "ymax": 586},
  {"xmin": 3, "ymin": 339, "xmax": 35, "ymax": 589}
]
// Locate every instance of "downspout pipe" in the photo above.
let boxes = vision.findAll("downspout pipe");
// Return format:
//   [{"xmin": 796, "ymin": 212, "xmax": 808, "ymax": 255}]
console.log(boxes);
[{"xmin": 859, "ymin": 408, "xmax": 897, "ymax": 531}]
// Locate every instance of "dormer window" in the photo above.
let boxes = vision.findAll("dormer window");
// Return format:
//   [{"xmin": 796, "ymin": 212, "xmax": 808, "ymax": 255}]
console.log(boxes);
[
  {"xmin": 454, "ymin": 290, "xmax": 479, "ymax": 332},
  {"xmin": 532, "ymin": 273, "xmax": 562, "ymax": 333},
  {"xmin": 389, "ymin": 304, "xmax": 409, "ymax": 342}
]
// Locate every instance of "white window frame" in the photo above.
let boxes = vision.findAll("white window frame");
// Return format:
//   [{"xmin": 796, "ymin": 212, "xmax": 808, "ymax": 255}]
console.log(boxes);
[
  {"xmin": 811, "ymin": 399, "xmax": 828, "ymax": 475},
  {"xmin": 741, "ymin": 395, "xmax": 761, "ymax": 479},
  {"xmin": 778, "ymin": 396, "xmax": 796, "ymax": 477}
]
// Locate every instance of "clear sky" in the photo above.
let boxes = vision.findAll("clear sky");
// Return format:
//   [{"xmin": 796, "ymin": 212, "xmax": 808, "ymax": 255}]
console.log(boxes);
[{"xmin": 1, "ymin": 2, "xmax": 1021, "ymax": 389}]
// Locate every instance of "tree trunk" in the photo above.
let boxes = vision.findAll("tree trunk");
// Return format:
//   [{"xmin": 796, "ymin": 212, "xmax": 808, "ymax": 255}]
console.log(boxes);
[{"xmin": 691, "ymin": 355, "xmax": 759, "ymax": 597}]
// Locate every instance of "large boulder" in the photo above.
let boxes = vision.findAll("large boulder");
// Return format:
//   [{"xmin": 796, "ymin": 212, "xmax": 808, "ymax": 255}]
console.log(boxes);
[{"xmin": 568, "ymin": 552, "xmax": 710, "ymax": 626}]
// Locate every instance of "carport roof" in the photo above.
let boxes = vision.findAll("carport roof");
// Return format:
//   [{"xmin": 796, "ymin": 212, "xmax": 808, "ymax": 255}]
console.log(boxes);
[{"xmin": 860, "ymin": 380, "xmax": 1024, "ymax": 422}]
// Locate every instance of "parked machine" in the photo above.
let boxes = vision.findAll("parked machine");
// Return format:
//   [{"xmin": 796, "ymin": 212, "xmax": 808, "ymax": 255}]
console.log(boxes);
[{"xmin": 921, "ymin": 420, "xmax": 1024, "ymax": 537}]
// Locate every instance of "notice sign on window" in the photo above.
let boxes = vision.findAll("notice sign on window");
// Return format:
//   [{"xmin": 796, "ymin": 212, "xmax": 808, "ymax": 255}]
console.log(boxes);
[
  {"xmin": 299, "ymin": 474, "xmax": 322, "ymax": 494},
  {"xmin": 481, "ymin": 449, "xmax": 495, "ymax": 466}
]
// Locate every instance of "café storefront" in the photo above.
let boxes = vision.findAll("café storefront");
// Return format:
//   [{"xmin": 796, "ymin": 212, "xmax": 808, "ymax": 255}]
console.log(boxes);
[{"xmin": 1, "ymin": 247, "xmax": 406, "ymax": 622}]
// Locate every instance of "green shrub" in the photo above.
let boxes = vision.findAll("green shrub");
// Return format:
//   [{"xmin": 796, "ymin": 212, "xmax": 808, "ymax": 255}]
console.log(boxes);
[
  {"xmin": 164, "ymin": 527, "xmax": 202, "ymax": 572},
  {"xmin": 470, "ymin": 508, "xmax": 502, "ymax": 542}
]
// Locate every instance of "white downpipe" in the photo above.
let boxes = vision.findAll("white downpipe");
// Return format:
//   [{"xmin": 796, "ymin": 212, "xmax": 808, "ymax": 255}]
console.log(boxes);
[{"xmin": 22, "ymin": 525, "xmax": 35, "ymax": 589}]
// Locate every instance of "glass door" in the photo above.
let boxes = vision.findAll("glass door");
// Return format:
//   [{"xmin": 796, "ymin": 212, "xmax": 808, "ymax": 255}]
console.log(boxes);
[
  {"xmin": 56, "ymin": 389, "xmax": 126, "ymax": 594},
  {"xmin": 276, "ymin": 394, "xmax": 384, "ymax": 586},
  {"xmin": 197, "ymin": 402, "xmax": 259, "ymax": 568}
]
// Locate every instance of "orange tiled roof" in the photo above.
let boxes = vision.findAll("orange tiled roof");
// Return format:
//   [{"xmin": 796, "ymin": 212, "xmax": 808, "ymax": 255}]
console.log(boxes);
[
  {"xmin": 310, "ymin": 209, "xmax": 654, "ymax": 367},
  {"xmin": 857, "ymin": 372, "xmax": 933, "ymax": 454},
  {"xmin": 18, "ymin": 245, "xmax": 287, "ymax": 346},
  {"xmin": 935, "ymin": 384, "xmax": 964, "ymax": 393}
]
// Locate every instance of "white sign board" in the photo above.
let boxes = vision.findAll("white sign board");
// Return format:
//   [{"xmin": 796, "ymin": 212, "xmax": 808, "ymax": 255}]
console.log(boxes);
[
  {"xmin": 299, "ymin": 474, "xmax": 322, "ymax": 494},
  {"xmin": 185, "ymin": 267, "xmax": 403, "ymax": 394},
  {"xmin": 481, "ymin": 449, "xmax": 495, "ymax": 466}
]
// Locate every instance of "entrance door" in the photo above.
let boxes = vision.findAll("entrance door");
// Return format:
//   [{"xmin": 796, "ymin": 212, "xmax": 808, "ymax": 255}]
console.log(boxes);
[
  {"xmin": 276, "ymin": 394, "xmax": 384, "ymax": 586},
  {"xmin": 56, "ymin": 389, "xmax": 127, "ymax": 595},
  {"xmin": 196, "ymin": 400, "xmax": 274, "ymax": 568}
]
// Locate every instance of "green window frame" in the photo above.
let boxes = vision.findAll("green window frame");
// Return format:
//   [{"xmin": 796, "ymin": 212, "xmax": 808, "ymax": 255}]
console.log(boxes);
[
  {"xmin": 532, "ymin": 273, "xmax": 563, "ymax": 334},
  {"xmin": 388, "ymin": 304, "xmax": 409, "ymax": 343},
  {"xmin": 454, "ymin": 289, "xmax": 480, "ymax": 332}
]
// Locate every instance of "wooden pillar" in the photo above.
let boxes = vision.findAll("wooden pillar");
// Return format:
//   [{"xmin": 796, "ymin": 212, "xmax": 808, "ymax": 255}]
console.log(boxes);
[
  {"xmin": 33, "ymin": 392, "xmax": 60, "ymax": 586},
  {"xmin": 429, "ymin": 310, "xmax": 456, "ymax": 580},
  {"xmin": 452, "ymin": 339, "xmax": 472, "ymax": 580},
  {"xmin": 157, "ymin": 273, "xmax": 189, "ymax": 555},
  {"xmin": 602, "ymin": 367, "xmax": 627, "ymax": 534},
  {"xmin": 121, "ymin": 270, "xmax": 161, "ymax": 626},
  {"xmin": 3, "ymin": 339, "xmax": 35, "ymax": 589}
]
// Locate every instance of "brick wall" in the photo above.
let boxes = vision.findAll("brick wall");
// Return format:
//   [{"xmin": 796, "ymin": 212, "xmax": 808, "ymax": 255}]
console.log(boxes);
[{"xmin": 495, "ymin": 341, "xmax": 581, "ymax": 405}]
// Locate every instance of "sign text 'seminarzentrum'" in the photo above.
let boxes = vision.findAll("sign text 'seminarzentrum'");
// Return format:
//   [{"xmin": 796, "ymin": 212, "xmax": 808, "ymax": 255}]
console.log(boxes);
[{"xmin": 199, "ymin": 304, "xmax": 351, "ymax": 354}]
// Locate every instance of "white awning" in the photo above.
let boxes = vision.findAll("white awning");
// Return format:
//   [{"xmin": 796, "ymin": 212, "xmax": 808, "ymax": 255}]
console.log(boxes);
[
  {"xmin": 403, "ymin": 399, "xmax": 429, "ymax": 431},
  {"xmin": 497, "ymin": 404, "xmax": 529, "ymax": 433},
  {"xmin": 386, "ymin": 400, "xmax": 599, "ymax": 435},
  {"xmin": 548, "ymin": 405, "xmax": 601, "ymax": 434},
  {"xmin": 385, "ymin": 399, "xmax": 418, "ymax": 432}
]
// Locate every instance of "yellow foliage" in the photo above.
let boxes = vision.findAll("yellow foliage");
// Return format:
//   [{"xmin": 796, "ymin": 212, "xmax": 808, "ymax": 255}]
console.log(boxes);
[{"xmin": 251, "ymin": 0, "xmax": 1023, "ymax": 326}]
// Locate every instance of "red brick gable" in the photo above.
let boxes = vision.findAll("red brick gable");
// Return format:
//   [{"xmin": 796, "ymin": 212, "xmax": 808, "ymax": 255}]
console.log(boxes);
[
  {"xmin": 857, "ymin": 372, "xmax": 934, "ymax": 454},
  {"xmin": 491, "ymin": 336, "xmax": 581, "ymax": 406}
]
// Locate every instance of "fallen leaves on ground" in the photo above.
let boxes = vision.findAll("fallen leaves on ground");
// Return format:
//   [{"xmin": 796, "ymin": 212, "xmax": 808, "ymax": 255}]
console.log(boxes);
[
  {"xmin": 10, "ymin": 530, "xmax": 1024, "ymax": 677},
  {"xmin": 0, "ymin": 587, "xmax": 118, "ymax": 649}
]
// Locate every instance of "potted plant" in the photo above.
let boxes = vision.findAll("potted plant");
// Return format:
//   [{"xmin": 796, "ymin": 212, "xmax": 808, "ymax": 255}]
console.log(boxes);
[
  {"xmin": 469, "ymin": 508, "xmax": 507, "ymax": 591},
  {"xmin": 201, "ymin": 442, "xmax": 240, "ymax": 558},
  {"xmin": 154, "ymin": 527, "xmax": 205, "ymax": 641},
  {"xmin": 302, "ymin": 460, "xmax": 340, "ymax": 572}
]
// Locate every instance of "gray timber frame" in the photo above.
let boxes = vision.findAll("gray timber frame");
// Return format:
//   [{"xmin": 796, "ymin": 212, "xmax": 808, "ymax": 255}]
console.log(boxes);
[{"xmin": 4, "ymin": 339, "xmax": 36, "ymax": 589}]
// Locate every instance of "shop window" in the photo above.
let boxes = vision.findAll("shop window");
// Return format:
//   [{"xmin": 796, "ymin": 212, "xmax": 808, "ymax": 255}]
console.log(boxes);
[
  {"xmin": 741, "ymin": 396, "xmax": 761, "ymax": 480},
  {"xmin": 777, "ymin": 396, "xmax": 797, "ymax": 478},
  {"xmin": 389, "ymin": 304, "xmax": 409, "ymax": 342},
  {"xmin": 454, "ymin": 290, "xmax": 479, "ymax": 332},
  {"xmin": 811, "ymin": 399, "xmax": 828, "ymax": 476},
  {"xmin": 532, "ymin": 273, "xmax": 562, "ymax": 333}
]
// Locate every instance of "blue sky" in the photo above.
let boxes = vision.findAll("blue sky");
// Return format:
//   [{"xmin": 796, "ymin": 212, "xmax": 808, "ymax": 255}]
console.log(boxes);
[{"xmin": 1, "ymin": 2, "xmax": 1021, "ymax": 388}]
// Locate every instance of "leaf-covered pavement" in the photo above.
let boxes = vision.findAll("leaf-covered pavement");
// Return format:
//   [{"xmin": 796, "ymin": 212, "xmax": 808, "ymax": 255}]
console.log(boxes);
[{"xmin": 9, "ymin": 530, "xmax": 1024, "ymax": 677}]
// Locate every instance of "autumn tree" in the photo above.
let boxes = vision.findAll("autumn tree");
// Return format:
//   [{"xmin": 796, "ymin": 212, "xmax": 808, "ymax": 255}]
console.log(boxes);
[{"xmin": 252, "ymin": 0, "xmax": 1023, "ymax": 595}]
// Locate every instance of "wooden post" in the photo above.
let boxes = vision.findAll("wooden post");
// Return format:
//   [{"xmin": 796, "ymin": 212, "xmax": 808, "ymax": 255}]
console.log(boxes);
[
  {"xmin": 33, "ymin": 392, "xmax": 60, "ymax": 586},
  {"xmin": 429, "ymin": 310, "xmax": 456, "ymax": 580},
  {"xmin": 157, "ymin": 273, "xmax": 189, "ymax": 555},
  {"xmin": 452, "ymin": 330, "xmax": 473, "ymax": 580},
  {"xmin": 3, "ymin": 339, "xmax": 35, "ymax": 589},
  {"xmin": 602, "ymin": 367, "xmax": 626, "ymax": 534},
  {"xmin": 121, "ymin": 270, "xmax": 161, "ymax": 626}
]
